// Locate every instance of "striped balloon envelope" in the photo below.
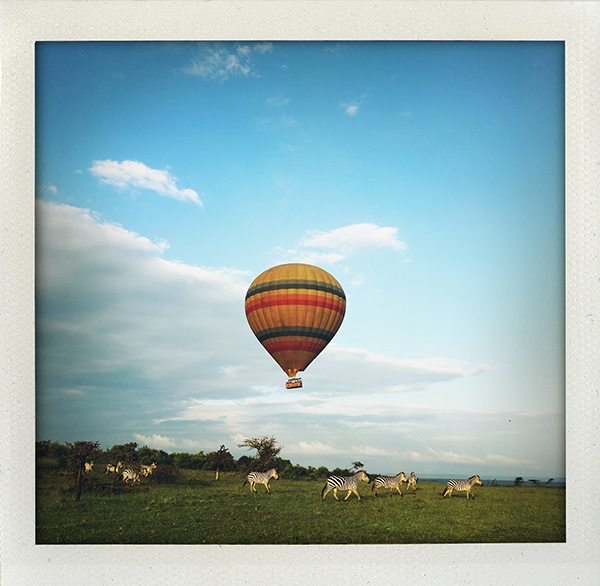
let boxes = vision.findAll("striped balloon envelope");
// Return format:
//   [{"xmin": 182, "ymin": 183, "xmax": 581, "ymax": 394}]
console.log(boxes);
[{"xmin": 245, "ymin": 263, "xmax": 346, "ymax": 387}]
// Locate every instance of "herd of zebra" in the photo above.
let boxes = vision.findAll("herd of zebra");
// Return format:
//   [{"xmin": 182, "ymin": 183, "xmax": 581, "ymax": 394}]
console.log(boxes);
[
  {"xmin": 245, "ymin": 469, "xmax": 483, "ymax": 501},
  {"xmin": 84, "ymin": 461, "xmax": 157, "ymax": 484},
  {"xmin": 85, "ymin": 461, "xmax": 483, "ymax": 501}
]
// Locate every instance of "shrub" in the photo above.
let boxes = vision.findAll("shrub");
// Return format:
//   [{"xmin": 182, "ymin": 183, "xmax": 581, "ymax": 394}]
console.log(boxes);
[{"xmin": 153, "ymin": 465, "xmax": 183, "ymax": 484}]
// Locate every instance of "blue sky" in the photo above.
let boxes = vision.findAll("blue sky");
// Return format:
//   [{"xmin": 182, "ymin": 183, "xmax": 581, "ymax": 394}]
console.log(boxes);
[{"xmin": 35, "ymin": 41, "xmax": 564, "ymax": 478}]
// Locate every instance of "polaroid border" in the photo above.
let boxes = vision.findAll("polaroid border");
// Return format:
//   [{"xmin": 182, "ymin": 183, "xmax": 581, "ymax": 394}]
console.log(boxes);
[{"xmin": 1, "ymin": 1, "xmax": 598, "ymax": 584}]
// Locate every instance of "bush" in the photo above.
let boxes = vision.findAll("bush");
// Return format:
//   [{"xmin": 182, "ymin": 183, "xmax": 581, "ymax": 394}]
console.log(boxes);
[{"xmin": 153, "ymin": 465, "xmax": 183, "ymax": 484}]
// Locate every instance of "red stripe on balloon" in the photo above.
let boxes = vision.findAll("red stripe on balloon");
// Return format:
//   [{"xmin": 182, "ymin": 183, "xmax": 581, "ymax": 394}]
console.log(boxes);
[
  {"xmin": 245, "ymin": 294, "xmax": 345, "ymax": 317},
  {"xmin": 263, "ymin": 339, "xmax": 327, "ymax": 355}
]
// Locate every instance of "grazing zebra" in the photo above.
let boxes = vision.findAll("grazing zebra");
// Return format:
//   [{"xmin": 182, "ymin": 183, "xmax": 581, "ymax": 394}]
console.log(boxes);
[
  {"xmin": 372, "ymin": 472, "xmax": 408, "ymax": 497},
  {"xmin": 84, "ymin": 461, "xmax": 94, "ymax": 473},
  {"xmin": 243, "ymin": 469, "xmax": 279, "ymax": 493},
  {"xmin": 122, "ymin": 468, "xmax": 141, "ymax": 484},
  {"xmin": 407, "ymin": 472, "xmax": 418, "ymax": 491},
  {"xmin": 141, "ymin": 462, "xmax": 157, "ymax": 477},
  {"xmin": 442, "ymin": 475, "xmax": 482, "ymax": 500},
  {"xmin": 106, "ymin": 461, "xmax": 123, "ymax": 475},
  {"xmin": 322, "ymin": 470, "xmax": 370, "ymax": 501}
]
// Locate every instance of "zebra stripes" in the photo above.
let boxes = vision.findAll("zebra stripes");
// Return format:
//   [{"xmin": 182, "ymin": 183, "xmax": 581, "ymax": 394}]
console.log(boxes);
[
  {"xmin": 122, "ymin": 468, "xmax": 141, "ymax": 484},
  {"xmin": 372, "ymin": 472, "xmax": 408, "ymax": 497},
  {"xmin": 114, "ymin": 463, "xmax": 156, "ymax": 484},
  {"xmin": 322, "ymin": 470, "xmax": 370, "ymax": 501},
  {"xmin": 243, "ymin": 469, "xmax": 279, "ymax": 493},
  {"xmin": 442, "ymin": 475, "xmax": 482, "ymax": 500},
  {"xmin": 106, "ymin": 461, "xmax": 123, "ymax": 475},
  {"xmin": 140, "ymin": 462, "xmax": 157, "ymax": 477},
  {"xmin": 407, "ymin": 472, "xmax": 418, "ymax": 491}
]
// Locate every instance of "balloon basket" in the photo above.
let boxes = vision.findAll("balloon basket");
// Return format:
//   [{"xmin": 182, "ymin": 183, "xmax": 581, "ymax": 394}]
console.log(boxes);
[{"xmin": 286, "ymin": 378, "xmax": 302, "ymax": 389}]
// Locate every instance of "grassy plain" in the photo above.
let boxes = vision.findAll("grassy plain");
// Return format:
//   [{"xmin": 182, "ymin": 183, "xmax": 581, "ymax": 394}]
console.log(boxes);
[{"xmin": 36, "ymin": 468, "xmax": 565, "ymax": 545}]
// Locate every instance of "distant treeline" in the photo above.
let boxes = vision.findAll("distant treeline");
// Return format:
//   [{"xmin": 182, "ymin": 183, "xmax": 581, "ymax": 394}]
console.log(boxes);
[
  {"xmin": 36, "ymin": 440, "xmax": 562, "ymax": 487},
  {"xmin": 35, "ymin": 439, "xmax": 351, "ymax": 480}
]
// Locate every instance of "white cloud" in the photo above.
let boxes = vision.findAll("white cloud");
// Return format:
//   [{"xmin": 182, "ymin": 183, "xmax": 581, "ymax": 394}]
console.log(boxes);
[
  {"xmin": 231, "ymin": 433, "xmax": 246, "ymax": 445},
  {"xmin": 133, "ymin": 433, "xmax": 178, "ymax": 450},
  {"xmin": 484, "ymin": 453, "xmax": 532, "ymax": 467},
  {"xmin": 133, "ymin": 433, "xmax": 205, "ymax": 452},
  {"xmin": 287, "ymin": 441, "xmax": 344, "ymax": 456},
  {"xmin": 182, "ymin": 42, "xmax": 272, "ymax": 81},
  {"xmin": 36, "ymin": 200, "xmax": 250, "ymax": 398},
  {"xmin": 281, "ymin": 115, "xmax": 297, "ymax": 127},
  {"xmin": 272, "ymin": 223, "xmax": 407, "ymax": 267},
  {"xmin": 61, "ymin": 388, "xmax": 86, "ymax": 397},
  {"xmin": 273, "ymin": 248, "xmax": 345, "ymax": 266},
  {"xmin": 422, "ymin": 448, "xmax": 534, "ymax": 469},
  {"xmin": 183, "ymin": 50, "xmax": 249, "ymax": 80},
  {"xmin": 266, "ymin": 95, "xmax": 289, "ymax": 108},
  {"xmin": 301, "ymin": 223, "xmax": 407, "ymax": 257},
  {"xmin": 349, "ymin": 445, "xmax": 390, "ymax": 457},
  {"xmin": 425, "ymin": 447, "xmax": 484, "ymax": 465},
  {"xmin": 254, "ymin": 42, "xmax": 273, "ymax": 54},
  {"xmin": 257, "ymin": 115, "xmax": 298, "ymax": 132},
  {"xmin": 327, "ymin": 347, "xmax": 492, "ymax": 379},
  {"xmin": 340, "ymin": 96, "xmax": 367, "ymax": 116},
  {"xmin": 180, "ymin": 438, "xmax": 205, "ymax": 452},
  {"xmin": 89, "ymin": 159, "xmax": 202, "ymax": 206}
]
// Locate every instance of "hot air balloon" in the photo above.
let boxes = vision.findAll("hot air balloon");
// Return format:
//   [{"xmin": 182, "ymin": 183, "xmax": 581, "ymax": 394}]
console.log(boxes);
[{"xmin": 245, "ymin": 263, "xmax": 346, "ymax": 389}]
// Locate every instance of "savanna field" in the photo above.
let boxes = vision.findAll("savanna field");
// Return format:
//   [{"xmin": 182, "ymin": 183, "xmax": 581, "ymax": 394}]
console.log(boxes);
[{"xmin": 36, "ymin": 465, "xmax": 565, "ymax": 545}]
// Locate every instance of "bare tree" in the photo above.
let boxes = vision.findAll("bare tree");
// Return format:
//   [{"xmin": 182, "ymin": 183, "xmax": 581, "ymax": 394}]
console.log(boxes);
[
  {"xmin": 67, "ymin": 441, "xmax": 100, "ymax": 501},
  {"xmin": 207, "ymin": 445, "xmax": 234, "ymax": 480},
  {"xmin": 238, "ymin": 436, "xmax": 282, "ymax": 470}
]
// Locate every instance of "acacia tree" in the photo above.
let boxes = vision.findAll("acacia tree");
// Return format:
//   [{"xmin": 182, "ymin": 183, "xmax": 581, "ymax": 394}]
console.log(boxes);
[
  {"xmin": 207, "ymin": 445, "xmax": 234, "ymax": 480},
  {"xmin": 238, "ymin": 436, "xmax": 282, "ymax": 471},
  {"xmin": 67, "ymin": 441, "xmax": 100, "ymax": 501},
  {"xmin": 351, "ymin": 461, "xmax": 364, "ymax": 472}
]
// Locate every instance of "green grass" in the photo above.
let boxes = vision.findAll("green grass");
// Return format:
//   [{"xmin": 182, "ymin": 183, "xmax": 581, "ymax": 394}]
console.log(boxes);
[{"xmin": 36, "ymin": 468, "xmax": 565, "ymax": 544}]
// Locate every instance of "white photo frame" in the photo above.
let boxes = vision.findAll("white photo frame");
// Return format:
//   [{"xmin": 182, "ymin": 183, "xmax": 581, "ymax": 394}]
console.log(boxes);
[{"xmin": 1, "ymin": 1, "xmax": 598, "ymax": 584}]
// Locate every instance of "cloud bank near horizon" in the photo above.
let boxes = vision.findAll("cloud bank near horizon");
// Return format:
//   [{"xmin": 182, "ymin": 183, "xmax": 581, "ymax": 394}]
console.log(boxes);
[{"xmin": 34, "ymin": 199, "xmax": 559, "ymax": 476}]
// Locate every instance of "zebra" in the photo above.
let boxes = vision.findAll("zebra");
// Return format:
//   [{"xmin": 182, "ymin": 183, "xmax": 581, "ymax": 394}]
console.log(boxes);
[
  {"xmin": 243, "ymin": 469, "xmax": 279, "ymax": 494},
  {"xmin": 372, "ymin": 472, "xmax": 408, "ymax": 497},
  {"xmin": 106, "ymin": 461, "xmax": 123, "ymax": 475},
  {"xmin": 442, "ymin": 475, "xmax": 482, "ymax": 500},
  {"xmin": 122, "ymin": 468, "xmax": 141, "ymax": 484},
  {"xmin": 407, "ymin": 471, "xmax": 418, "ymax": 491},
  {"xmin": 322, "ymin": 470, "xmax": 370, "ymax": 501},
  {"xmin": 84, "ymin": 461, "xmax": 94, "ymax": 473},
  {"xmin": 140, "ymin": 462, "xmax": 157, "ymax": 477}
]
